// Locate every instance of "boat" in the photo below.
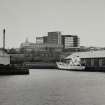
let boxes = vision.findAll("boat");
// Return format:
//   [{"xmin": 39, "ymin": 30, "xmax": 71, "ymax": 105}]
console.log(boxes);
[{"xmin": 56, "ymin": 56, "xmax": 85, "ymax": 70}]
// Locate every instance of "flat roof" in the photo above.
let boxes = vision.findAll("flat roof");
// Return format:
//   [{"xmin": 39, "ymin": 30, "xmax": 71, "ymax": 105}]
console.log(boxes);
[{"xmin": 66, "ymin": 50, "xmax": 105, "ymax": 59}]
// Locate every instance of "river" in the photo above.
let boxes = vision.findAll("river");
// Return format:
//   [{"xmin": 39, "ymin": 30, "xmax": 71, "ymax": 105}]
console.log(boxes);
[{"xmin": 0, "ymin": 69, "xmax": 105, "ymax": 105}]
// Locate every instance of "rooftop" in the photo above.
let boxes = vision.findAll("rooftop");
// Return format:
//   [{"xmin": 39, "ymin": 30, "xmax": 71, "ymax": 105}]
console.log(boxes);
[{"xmin": 66, "ymin": 50, "xmax": 105, "ymax": 59}]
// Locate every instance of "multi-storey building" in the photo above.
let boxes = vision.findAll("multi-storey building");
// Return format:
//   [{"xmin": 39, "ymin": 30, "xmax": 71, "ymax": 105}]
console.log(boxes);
[
  {"xmin": 47, "ymin": 31, "xmax": 62, "ymax": 45},
  {"xmin": 20, "ymin": 38, "xmax": 34, "ymax": 52},
  {"xmin": 20, "ymin": 32, "xmax": 80, "ymax": 62},
  {"xmin": 36, "ymin": 36, "xmax": 48, "ymax": 44},
  {"xmin": 20, "ymin": 38, "xmax": 63, "ymax": 52},
  {"xmin": 21, "ymin": 32, "xmax": 80, "ymax": 53},
  {"xmin": 35, "ymin": 32, "xmax": 80, "ymax": 51},
  {"xmin": 61, "ymin": 35, "xmax": 79, "ymax": 49},
  {"xmin": 35, "ymin": 31, "xmax": 63, "ymax": 52},
  {"xmin": 36, "ymin": 37, "xmax": 44, "ymax": 44}
]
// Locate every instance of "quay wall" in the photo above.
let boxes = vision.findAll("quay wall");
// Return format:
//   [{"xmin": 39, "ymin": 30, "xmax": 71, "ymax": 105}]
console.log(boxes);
[{"xmin": 23, "ymin": 62, "xmax": 57, "ymax": 69}]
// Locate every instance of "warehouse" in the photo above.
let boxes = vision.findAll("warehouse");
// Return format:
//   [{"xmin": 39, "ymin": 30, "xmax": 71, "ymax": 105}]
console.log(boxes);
[{"xmin": 66, "ymin": 50, "xmax": 105, "ymax": 67}]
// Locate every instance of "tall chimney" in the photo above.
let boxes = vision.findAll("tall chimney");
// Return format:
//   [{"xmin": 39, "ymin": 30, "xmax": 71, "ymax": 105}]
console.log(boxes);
[{"xmin": 3, "ymin": 28, "xmax": 5, "ymax": 50}]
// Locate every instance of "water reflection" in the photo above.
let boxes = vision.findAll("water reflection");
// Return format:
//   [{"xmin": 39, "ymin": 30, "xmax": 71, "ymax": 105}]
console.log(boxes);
[{"xmin": 0, "ymin": 69, "xmax": 105, "ymax": 105}]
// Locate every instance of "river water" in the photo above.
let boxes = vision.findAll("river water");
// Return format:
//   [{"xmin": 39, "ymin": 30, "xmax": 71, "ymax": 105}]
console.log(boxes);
[{"xmin": 0, "ymin": 69, "xmax": 105, "ymax": 105}]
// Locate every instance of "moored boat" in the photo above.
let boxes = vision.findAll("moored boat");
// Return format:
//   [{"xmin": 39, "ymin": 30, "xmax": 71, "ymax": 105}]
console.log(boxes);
[{"xmin": 56, "ymin": 56, "xmax": 85, "ymax": 71}]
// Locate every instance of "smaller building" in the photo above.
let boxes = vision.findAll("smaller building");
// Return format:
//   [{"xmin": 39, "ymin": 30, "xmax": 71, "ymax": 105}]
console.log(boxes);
[
  {"xmin": 20, "ymin": 38, "xmax": 34, "ymax": 49},
  {"xmin": 66, "ymin": 50, "xmax": 105, "ymax": 67},
  {"xmin": 10, "ymin": 54, "xmax": 25, "ymax": 64},
  {"xmin": 0, "ymin": 50, "xmax": 10, "ymax": 65},
  {"xmin": 36, "ymin": 37, "xmax": 44, "ymax": 44},
  {"xmin": 21, "ymin": 43, "xmax": 63, "ymax": 52},
  {"xmin": 36, "ymin": 36, "xmax": 48, "ymax": 44}
]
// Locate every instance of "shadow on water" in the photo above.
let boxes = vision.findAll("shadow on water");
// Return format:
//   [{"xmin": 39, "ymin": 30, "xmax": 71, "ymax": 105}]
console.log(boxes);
[{"xmin": 58, "ymin": 68, "xmax": 105, "ymax": 73}]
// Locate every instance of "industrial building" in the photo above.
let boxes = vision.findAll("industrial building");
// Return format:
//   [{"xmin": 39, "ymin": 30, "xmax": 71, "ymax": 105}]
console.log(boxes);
[{"xmin": 66, "ymin": 50, "xmax": 105, "ymax": 67}]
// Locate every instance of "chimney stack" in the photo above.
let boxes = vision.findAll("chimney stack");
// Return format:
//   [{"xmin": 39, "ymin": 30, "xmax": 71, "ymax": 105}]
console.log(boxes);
[{"xmin": 3, "ymin": 28, "xmax": 5, "ymax": 50}]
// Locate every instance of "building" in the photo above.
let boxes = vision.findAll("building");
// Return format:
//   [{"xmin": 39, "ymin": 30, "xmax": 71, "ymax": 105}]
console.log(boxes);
[
  {"xmin": 47, "ymin": 31, "xmax": 62, "ymax": 45},
  {"xmin": 0, "ymin": 50, "xmax": 10, "ymax": 65},
  {"xmin": 20, "ymin": 38, "xmax": 33, "ymax": 48},
  {"xmin": 21, "ymin": 32, "xmax": 80, "ymax": 53},
  {"xmin": 35, "ymin": 32, "xmax": 80, "ymax": 52},
  {"xmin": 10, "ymin": 54, "xmax": 25, "ymax": 64},
  {"xmin": 43, "ymin": 36, "xmax": 48, "ymax": 43},
  {"xmin": 36, "ymin": 36, "xmax": 48, "ymax": 44},
  {"xmin": 35, "ymin": 31, "xmax": 63, "ymax": 52},
  {"xmin": 20, "ymin": 40, "xmax": 63, "ymax": 62},
  {"xmin": 62, "ymin": 35, "xmax": 79, "ymax": 49},
  {"xmin": 66, "ymin": 50, "xmax": 105, "ymax": 67},
  {"xmin": 20, "ymin": 38, "xmax": 35, "ymax": 52},
  {"xmin": 36, "ymin": 31, "xmax": 62, "ymax": 45},
  {"xmin": 36, "ymin": 37, "xmax": 44, "ymax": 44},
  {"xmin": 20, "ymin": 43, "xmax": 63, "ymax": 52},
  {"xmin": 20, "ymin": 37, "xmax": 63, "ymax": 52}
]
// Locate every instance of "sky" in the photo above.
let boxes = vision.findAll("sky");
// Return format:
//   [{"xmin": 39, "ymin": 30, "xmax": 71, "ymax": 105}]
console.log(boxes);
[{"xmin": 0, "ymin": 0, "xmax": 105, "ymax": 48}]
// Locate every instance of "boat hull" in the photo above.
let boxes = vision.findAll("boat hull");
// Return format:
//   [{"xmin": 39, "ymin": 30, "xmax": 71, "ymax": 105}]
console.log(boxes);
[{"xmin": 56, "ymin": 62, "xmax": 85, "ymax": 70}]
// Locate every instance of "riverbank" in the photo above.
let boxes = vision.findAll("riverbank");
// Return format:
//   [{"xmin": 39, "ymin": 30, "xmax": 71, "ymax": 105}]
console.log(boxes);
[
  {"xmin": 0, "ymin": 65, "xmax": 29, "ymax": 75},
  {"xmin": 0, "ymin": 70, "xmax": 105, "ymax": 105}
]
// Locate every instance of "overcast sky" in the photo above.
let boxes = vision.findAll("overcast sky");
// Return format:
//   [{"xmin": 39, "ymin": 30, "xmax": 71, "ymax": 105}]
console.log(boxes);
[{"xmin": 0, "ymin": 0, "xmax": 105, "ymax": 48}]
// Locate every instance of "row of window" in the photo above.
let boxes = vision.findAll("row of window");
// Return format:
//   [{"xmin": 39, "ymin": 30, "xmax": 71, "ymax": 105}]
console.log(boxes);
[{"xmin": 81, "ymin": 58, "xmax": 105, "ymax": 67}]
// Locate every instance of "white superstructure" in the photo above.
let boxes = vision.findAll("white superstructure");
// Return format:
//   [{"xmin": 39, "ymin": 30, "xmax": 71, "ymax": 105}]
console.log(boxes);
[{"xmin": 56, "ymin": 56, "xmax": 85, "ymax": 70}]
